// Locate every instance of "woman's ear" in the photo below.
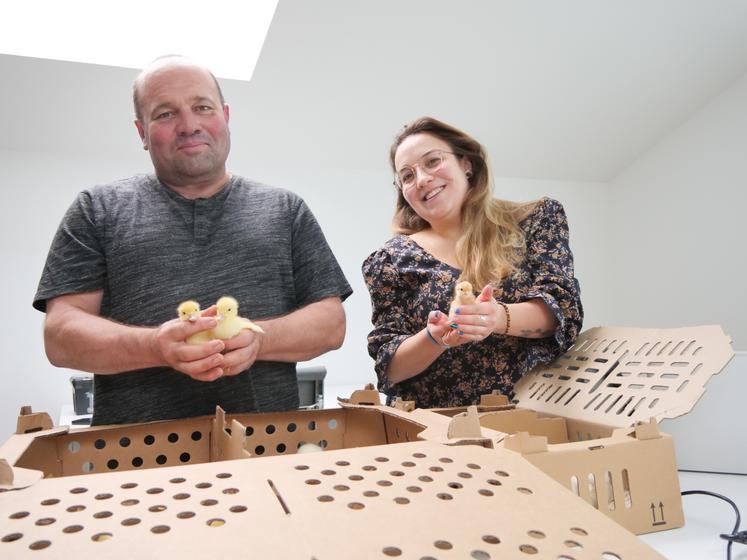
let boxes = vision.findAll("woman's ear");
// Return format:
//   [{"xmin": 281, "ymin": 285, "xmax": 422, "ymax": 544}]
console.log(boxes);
[{"xmin": 460, "ymin": 156, "xmax": 473, "ymax": 178}]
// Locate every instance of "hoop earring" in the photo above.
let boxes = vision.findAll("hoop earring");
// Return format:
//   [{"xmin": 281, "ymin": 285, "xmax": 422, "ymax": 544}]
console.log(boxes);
[{"xmin": 465, "ymin": 170, "xmax": 473, "ymax": 178}]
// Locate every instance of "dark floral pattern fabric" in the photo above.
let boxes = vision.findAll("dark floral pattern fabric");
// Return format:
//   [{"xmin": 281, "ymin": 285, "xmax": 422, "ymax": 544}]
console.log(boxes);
[{"xmin": 362, "ymin": 198, "xmax": 583, "ymax": 408}]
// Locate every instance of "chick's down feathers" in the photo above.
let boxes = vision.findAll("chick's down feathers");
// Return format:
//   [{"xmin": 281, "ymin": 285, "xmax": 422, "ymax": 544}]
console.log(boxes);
[
  {"xmin": 177, "ymin": 300, "xmax": 214, "ymax": 344},
  {"xmin": 213, "ymin": 296, "xmax": 265, "ymax": 340}
]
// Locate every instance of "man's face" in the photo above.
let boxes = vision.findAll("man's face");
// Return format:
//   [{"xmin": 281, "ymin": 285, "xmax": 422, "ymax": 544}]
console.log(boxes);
[{"xmin": 135, "ymin": 64, "xmax": 230, "ymax": 188}]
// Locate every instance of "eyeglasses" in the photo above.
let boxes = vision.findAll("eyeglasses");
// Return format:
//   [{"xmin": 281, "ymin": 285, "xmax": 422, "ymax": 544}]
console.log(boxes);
[{"xmin": 394, "ymin": 149, "xmax": 456, "ymax": 190}]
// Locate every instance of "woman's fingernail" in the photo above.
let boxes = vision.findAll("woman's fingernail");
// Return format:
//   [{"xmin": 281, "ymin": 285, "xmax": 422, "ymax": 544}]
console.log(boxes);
[
  {"xmin": 455, "ymin": 308, "xmax": 461, "ymax": 315},
  {"xmin": 458, "ymin": 330, "xmax": 464, "ymax": 336},
  {"xmin": 450, "ymin": 323, "xmax": 458, "ymax": 329}
]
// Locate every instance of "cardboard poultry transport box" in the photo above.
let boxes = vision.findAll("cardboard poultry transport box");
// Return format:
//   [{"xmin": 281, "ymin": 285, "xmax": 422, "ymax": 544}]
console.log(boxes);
[{"xmin": 445, "ymin": 325, "xmax": 735, "ymax": 536}]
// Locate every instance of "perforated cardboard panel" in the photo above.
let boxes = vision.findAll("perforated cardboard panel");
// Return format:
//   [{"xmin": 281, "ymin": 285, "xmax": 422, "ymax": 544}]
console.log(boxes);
[
  {"xmin": 513, "ymin": 325, "xmax": 734, "ymax": 428},
  {"xmin": 0, "ymin": 441, "xmax": 663, "ymax": 559}
]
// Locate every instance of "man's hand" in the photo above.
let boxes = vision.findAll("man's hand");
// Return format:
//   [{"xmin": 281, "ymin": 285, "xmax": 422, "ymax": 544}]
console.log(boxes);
[
  {"xmin": 219, "ymin": 328, "xmax": 263, "ymax": 377},
  {"xmin": 152, "ymin": 316, "xmax": 226, "ymax": 382}
]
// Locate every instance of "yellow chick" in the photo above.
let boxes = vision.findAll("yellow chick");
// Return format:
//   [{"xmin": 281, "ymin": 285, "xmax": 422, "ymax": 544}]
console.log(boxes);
[
  {"xmin": 449, "ymin": 281, "xmax": 476, "ymax": 320},
  {"xmin": 213, "ymin": 296, "xmax": 265, "ymax": 340},
  {"xmin": 177, "ymin": 300, "xmax": 215, "ymax": 345}
]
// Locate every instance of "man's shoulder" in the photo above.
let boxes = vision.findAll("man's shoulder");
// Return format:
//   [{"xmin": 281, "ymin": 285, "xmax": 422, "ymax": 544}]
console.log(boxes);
[
  {"xmin": 86, "ymin": 174, "xmax": 157, "ymax": 199},
  {"xmin": 230, "ymin": 175, "xmax": 300, "ymax": 200}
]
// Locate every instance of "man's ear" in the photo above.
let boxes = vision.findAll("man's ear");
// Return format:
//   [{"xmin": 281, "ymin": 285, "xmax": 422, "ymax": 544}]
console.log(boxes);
[
  {"xmin": 223, "ymin": 103, "xmax": 230, "ymax": 123},
  {"xmin": 134, "ymin": 120, "xmax": 148, "ymax": 150}
]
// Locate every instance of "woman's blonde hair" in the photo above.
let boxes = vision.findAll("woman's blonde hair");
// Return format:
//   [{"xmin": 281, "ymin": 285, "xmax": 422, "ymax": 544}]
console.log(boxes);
[{"xmin": 389, "ymin": 117, "xmax": 538, "ymax": 289}]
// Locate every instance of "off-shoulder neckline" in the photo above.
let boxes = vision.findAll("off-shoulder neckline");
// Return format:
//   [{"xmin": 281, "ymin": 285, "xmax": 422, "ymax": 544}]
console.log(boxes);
[{"xmin": 395, "ymin": 234, "xmax": 462, "ymax": 272}]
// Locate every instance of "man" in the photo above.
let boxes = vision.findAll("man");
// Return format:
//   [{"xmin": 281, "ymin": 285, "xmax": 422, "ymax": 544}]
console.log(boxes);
[{"xmin": 33, "ymin": 56, "xmax": 352, "ymax": 424}]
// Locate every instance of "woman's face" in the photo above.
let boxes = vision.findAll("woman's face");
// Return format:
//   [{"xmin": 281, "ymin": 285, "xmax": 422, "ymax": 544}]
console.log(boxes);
[{"xmin": 394, "ymin": 133, "xmax": 472, "ymax": 230}]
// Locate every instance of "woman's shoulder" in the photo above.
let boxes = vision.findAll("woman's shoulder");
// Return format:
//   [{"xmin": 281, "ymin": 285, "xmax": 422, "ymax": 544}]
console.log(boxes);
[
  {"xmin": 363, "ymin": 235, "xmax": 413, "ymax": 269},
  {"xmin": 519, "ymin": 197, "xmax": 568, "ymax": 229}
]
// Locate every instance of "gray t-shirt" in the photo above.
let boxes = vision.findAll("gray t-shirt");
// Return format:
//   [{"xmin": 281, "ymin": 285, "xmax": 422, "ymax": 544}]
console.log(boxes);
[{"xmin": 34, "ymin": 174, "xmax": 352, "ymax": 425}]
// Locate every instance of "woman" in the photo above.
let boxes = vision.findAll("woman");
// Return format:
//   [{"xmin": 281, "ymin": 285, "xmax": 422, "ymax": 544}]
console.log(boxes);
[{"xmin": 362, "ymin": 117, "xmax": 583, "ymax": 408}]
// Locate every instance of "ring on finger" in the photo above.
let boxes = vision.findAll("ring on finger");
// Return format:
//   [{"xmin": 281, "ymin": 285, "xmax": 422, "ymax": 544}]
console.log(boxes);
[{"xmin": 479, "ymin": 314, "xmax": 487, "ymax": 324}]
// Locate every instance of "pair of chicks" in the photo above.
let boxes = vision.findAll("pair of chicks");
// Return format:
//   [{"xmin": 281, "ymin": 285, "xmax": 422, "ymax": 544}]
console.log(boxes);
[{"xmin": 177, "ymin": 296, "xmax": 264, "ymax": 345}]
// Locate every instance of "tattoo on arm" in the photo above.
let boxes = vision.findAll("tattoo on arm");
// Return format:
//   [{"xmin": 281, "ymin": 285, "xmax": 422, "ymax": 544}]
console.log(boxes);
[{"xmin": 519, "ymin": 328, "xmax": 556, "ymax": 338}]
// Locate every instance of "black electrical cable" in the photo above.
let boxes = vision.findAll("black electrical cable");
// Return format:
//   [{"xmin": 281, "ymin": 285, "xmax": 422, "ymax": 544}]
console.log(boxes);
[{"xmin": 681, "ymin": 490, "xmax": 746, "ymax": 560}]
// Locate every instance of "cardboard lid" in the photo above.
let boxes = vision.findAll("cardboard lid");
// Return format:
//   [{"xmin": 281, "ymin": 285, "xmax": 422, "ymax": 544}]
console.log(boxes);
[{"xmin": 512, "ymin": 325, "xmax": 734, "ymax": 428}]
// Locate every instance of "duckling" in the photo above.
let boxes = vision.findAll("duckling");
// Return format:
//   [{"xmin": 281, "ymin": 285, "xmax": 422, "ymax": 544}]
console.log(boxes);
[
  {"xmin": 449, "ymin": 281, "xmax": 476, "ymax": 320},
  {"xmin": 213, "ymin": 296, "xmax": 265, "ymax": 340},
  {"xmin": 177, "ymin": 300, "xmax": 215, "ymax": 344}
]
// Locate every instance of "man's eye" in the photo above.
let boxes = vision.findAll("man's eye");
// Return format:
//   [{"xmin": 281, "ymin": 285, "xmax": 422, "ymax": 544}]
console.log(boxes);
[
  {"xmin": 197, "ymin": 105, "xmax": 213, "ymax": 112},
  {"xmin": 155, "ymin": 111, "xmax": 173, "ymax": 120}
]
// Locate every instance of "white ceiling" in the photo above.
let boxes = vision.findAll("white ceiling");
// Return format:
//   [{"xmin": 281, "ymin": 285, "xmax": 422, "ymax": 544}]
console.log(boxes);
[{"xmin": 3, "ymin": 0, "xmax": 747, "ymax": 182}]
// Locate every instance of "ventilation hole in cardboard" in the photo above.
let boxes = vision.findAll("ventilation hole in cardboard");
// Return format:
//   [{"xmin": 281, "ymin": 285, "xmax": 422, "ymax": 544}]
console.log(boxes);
[
  {"xmin": 317, "ymin": 495, "xmax": 334, "ymax": 503},
  {"xmin": 676, "ymin": 380, "xmax": 690, "ymax": 393},
  {"xmin": 132, "ymin": 457, "xmax": 144, "ymax": 468},
  {"xmin": 196, "ymin": 482, "xmax": 212, "ymax": 489},
  {"xmin": 200, "ymin": 499, "xmax": 218, "ymax": 507},
  {"xmin": 651, "ymin": 385, "xmax": 668, "ymax": 391},
  {"xmin": 223, "ymin": 488, "xmax": 239, "ymax": 495},
  {"xmin": 420, "ymin": 556, "xmax": 438, "ymax": 560},
  {"xmin": 333, "ymin": 485, "xmax": 350, "ymax": 492},
  {"xmin": 601, "ymin": 553, "xmax": 621, "ymax": 560},
  {"xmin": 495, "ymin": 470, "xmax": 509, "ymax": 477},
  {"xmin": 335, "ymin": 461, "xmax": 350, "ymax": 467},
  {"xmin": 518, "ymin": 544, "xmax": 537, "ymax": 554},
  {"xmin": 436, "ymin": 493, "xmax": 453, "ymax": 500},
  {"xmin": 526, "ymin": 530, "xmax": 545, "ymax": 539},
  {"xmin": 622, "ymin": 469, "xmax": 632, "ymax": 508},
  {"xmin": 156, "ymin": 455, "xmax": 168, "ymax": 465},
  {"xmin": 402, "ymin": 461, "xmax": 416, "ymax": 467},
  {"xmin": 327, "ymin": 418, "xmax": 338, "ymax": 430},
  {"xmin": 151, "ymin": 525, "xmax": 170, "ymax": 534},
  {"xmin": 216, "ymin": 472, "xmax": 232, "ymax": 479},
  {"xmin": 207, "ymin": 518, "xmax": 225, "ymax": 527},
  {"xmin": 9, "ymin": 511, "xmax": 30, "ymax": 519},
  {"xmin": 94, "ymin": 438, "xmax": 106, "ymax": 450},
  {"xmin": 34, "ymin": 517, "xmax": 55, "ymax": 527},
  {"xmin": 68, "ymin": 441, "xmax": 80, "ymax": 453},
  {"xmin": 106, "ymin": 459, "xmax": 119, "ymax": 470},
  {"xmin": 407, "ymin": 486, "xmax": 422, "ymax": 493},
  {"xmin": 605, "ymin": 471, "xmax": 616, "ymax": 511},
  {"xmin": 63, "ymin": 524, "xmax": 84, "ymax": 533},
  {"xmin": 347, "ymin": 502, "xmax": 365, "ymax": 510},
  {"xmin": 245, "ymin": 426, "xmax": 254, "ymax": 437},
  {"xmin": 121, "ymin": 518, "xmax": 140, "ymax": 526},
  {"xmin": 377, "ymin": 480, "xmax": 393, "ymax": 487},
  {"xmin": 305, "ymin": 479, "xmax": 321, "ymax": 485},
  {"xmin": 482, "ymin": 534, "xmax": 500, "ymax": 544},
  {"xmin": 487, "ymin": 478, "xmax": 503, "ymax": 487},
  {"xmin": 147, "ymin": 487, "xmax": 164, "ymax": 495},
  {"xmin": 349, "ymin": 475, "xmax": 364, "ymax": 481},
  {"xmin": 429, "ymin": 466, "xmax": 444, "ymax": 473},
  {"xmin": 362, "ymin": 465, "xmax": 377, "ymax": 471},
  {"xmin": 67, "ymin": 504, "xmax": 87, "ymax": 512},
  {"xmin": 274, "ymin": 443, "xmax": 286, "ymax": 454},
  {"xmin": 165, "ymin": 432, "xmax": 178, "ymax": 443},
  {"xmin": 570, "ymin": 476, "xmax": 579, "ymax": 495},
  {"xmin": 144, "ymin": 435, "xmax": 155, "ymax": 445},
  {"xmin": 418, "ymin": 476, "xmax": 434, "ymax": 483},
  {"xmin": 434, "ymin": 540, "xmax": 453, "ymax": 550},
  {"xmin": 390, "ymin": 471, "xmax": 404, "ymax": 477},
  {"xmin": 121, "ymin": 499, "xmax": 139, "ymax": 506},
  {"xmin": 172, "ymin": 492, "xmax": 190, "ymax": 500},
  {"xmin": 438, "ymin": 457, "xmax": 453, "ymax": 464},
  {"xmin": 517, "ymin": 487, "xmax": 533, "ymax": 495},
  {"xmin": 70, "ymin": 487, "xmax": 88, "ymax": 494},
  {"xmin": 255, "ymin": 445, "xmax": 265, "ymax": 455},
  {"xmin": 29, "ymin": 540, "xmax": 52, "ymax": 549},
  {"xmin": 569, "ymin": 527, "xmax": 587, "ymax": 536},
  {"xmin": 2, "ymin": 533, "xmax": 23, "ymax": 542},
  {"xmin": 587, "ymin": 474, "xmax": 598, "ymax": 508},
  {"xmin": 148, "ymin": 505, "xmax": 167, "ymax": 513},
  {"xmin": 363, "ymin": 490, "xmax": 379, "ymax": 498},
  {"xmin": 457, "ymin": 472, "xmax": 472, "ymax": 479},
  {"xmin": 40, "ymin": 498, "xmax": 59, "ymax": 506},
  {"xmin": 321, "ymin": 470, "xmax": 336, "ymax": 476},
  {"xmin": 82, "ymin": 462, "xmax": 94, "ymax": 473},
  {"xmin": 116, "ymin": 436, "xmax": 130, "ymax": 448},
  {"xmin": 95, "ymin": 493, "xmax": 113, "ymax": 500},
  {"xmin": 471, "ymin": 551, "xmax": 490, "ymax": 559},
  {"xmin": 93, "ymin": 511, "xmax": 112, "ymax": 519},
  {"xmin": 584, "ymin": 394, "xmax": 600, "ymax": 410},
  {"xmin": 191, "ymin": 430, "xmax": 202, "ymax": 441},
  {"xmin": 179, "ymin": 452, "xmax": 191, "ymax": 463},
  {"xmin": 448, "ymin": 482, "xmax": 463, "ymax": 489},
  {"xmin": 382, "ymin": 546, "xmax": 402, "ymax": 557},
  {"xmin": 229, "ymin": 505, "xmax": 247, "ymax": 513},
  {"xmin": 295, "ymin": 465, "xmax": 309, "ymax": 470},
  {"xmin": 413, "ymin": 452, "xmax": 427, "ymax": 458},
  {"xmin": 177, "ymin": 512, "xmax": 195, "ymax": 519},
  {"xmin": 308, "ymin": 421, "xmax": 317, "ymax": 431},
  {"xmin": 564, "ymin": 540, "xmax": 583, "ymax": 550},
  {"xmin": 375, "ymin": 456, "xmax": 389, "ymax": 463},
  {"xmin": 478, "ymin": 489, "xmax": 494, "ymax": 497},
  {"xmin": 649, "ymin": 398, "xmax": 660, "ymax": 409},
  {"xmin": 467, "ymin": 463, "xmax": 481, "ymax": 470}
]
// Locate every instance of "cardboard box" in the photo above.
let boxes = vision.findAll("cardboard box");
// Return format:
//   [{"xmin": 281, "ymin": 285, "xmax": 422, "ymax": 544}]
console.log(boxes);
[{"xmin": 457, "ymin": 325, "xmax": 735, "ymax": 535}]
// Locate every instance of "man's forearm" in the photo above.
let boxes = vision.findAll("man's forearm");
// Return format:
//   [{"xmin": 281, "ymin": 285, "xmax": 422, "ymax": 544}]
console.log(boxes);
[
  {"xmin": 256, "ymin": 297, "xmax": 345, "ymax": 362},
  {"xmin": 45, "ymin": 305, "xmax": 161, "ymax": 374}
]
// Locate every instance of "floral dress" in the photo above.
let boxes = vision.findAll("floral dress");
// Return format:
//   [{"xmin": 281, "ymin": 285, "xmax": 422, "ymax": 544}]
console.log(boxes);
[{"xmin": 361, "ymin": 198, "xmax": 583, "ymax": 408}]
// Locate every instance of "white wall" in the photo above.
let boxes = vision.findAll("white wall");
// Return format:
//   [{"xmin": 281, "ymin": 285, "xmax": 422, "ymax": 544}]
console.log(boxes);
[{"xmin": 609, "ymin": 72, "xmax": 747, "ymax": 349}]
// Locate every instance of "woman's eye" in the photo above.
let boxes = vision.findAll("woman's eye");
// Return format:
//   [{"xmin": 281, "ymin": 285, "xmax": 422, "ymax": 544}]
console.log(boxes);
[{"xmin": 424, "ymin": 156, "xmax": 441, "ymax": 169}]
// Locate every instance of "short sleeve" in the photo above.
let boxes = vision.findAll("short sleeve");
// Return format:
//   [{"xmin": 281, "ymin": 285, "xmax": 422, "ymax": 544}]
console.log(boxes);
[
  {"xmin": 520, "ymin": 198, "xmax": 583, "ymax": 355},
  {"xmin": 291, "ymin": 198, "xmax": 352, "ymax": 307},
  {"xmin": 361, "ymin": 248, "xmax": 412, "ymax": 394},
  {"xmin": 33, "ymin": 191, "xmax": 107, "ymax": 312}
]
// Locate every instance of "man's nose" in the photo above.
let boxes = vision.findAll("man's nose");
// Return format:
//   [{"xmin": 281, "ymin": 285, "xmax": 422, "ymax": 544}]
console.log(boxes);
[{"xmin": 176, "ymin": 111, "xmax": 201, "ymax": 135}]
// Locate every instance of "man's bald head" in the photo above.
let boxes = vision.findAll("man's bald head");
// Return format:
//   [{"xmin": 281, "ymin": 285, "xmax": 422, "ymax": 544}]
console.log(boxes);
[{"xmin": 133, "ymin": 55, "xmax": 225, "ymax": 122}]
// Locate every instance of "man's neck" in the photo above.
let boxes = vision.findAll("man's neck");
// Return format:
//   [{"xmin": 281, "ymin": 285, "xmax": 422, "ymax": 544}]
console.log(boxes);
[{"xmin": 160, "ymin": 172, "xmax": 232, "ymax": 200}]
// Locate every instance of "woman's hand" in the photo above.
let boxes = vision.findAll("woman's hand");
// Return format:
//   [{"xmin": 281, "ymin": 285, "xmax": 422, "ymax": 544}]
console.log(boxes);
[{"xmin": 444, "ymin": 284, "xmax": 506, "ymax": 345}]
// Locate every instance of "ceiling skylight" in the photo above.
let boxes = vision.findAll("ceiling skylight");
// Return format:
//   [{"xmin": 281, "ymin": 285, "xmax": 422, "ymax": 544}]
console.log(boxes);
[{"xmin": 0, "ymin": 0, "xmax": 278, "ymax": 81}]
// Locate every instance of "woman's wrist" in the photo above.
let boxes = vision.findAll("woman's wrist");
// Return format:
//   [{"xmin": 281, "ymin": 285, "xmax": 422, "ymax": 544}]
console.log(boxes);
[
  {"xmin": 424, "ymin": 326, "xmax": 450, "ymax": 349},
  {"xmin": 493, "ymin": 301, "xmax": 511, "ymax": 335}
]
